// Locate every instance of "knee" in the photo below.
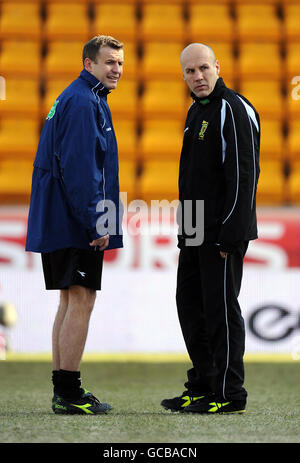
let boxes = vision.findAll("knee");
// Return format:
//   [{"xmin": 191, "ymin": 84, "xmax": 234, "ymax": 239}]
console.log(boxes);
[
  {"xmin": 59, "ymin": 289, "xmax": 69, "ymax": 310},
  {"xmin": 69, "ymin": 286, "xmax": 96, "ymax": 314}
]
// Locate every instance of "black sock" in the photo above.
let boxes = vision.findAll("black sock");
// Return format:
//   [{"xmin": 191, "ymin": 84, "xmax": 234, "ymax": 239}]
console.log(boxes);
[
  {"xmin": 52, "ymin": 370, "xmax": 60, "ymax": 392},
  {"xmin": 54, "ymin": 369, "xmax": 82, "ymax": 400}
]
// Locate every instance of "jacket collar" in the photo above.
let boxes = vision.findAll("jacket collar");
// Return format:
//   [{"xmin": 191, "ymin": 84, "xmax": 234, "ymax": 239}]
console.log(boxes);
[
  {"xmin": 80, "ymin": 68, "xmax": 110, "ymax": 97},
  {"xmin": 191, "ymin": 77, "xmax": 226, "ymax": 105}
]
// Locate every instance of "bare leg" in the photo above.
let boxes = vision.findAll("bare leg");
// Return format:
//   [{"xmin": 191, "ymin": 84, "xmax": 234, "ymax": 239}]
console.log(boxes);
[
  {"xmin": 52, "ymin": 289, "xmax": 69, "ymax": 371},
  {"xmin": 58, "ymin": 285, "xmax": 96, "ymax": 371}
]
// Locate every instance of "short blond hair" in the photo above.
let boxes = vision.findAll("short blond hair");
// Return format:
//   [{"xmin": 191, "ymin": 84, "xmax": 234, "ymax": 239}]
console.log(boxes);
[{"xmin": 82, "ymin": 35, "xmax": 123, "ymax": 64}]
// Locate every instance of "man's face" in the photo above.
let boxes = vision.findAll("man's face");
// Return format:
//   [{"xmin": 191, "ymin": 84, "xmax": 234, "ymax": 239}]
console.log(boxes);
[
  {"xmin": 181, "ymin": 46, "xmax": 220, "ymax": 98},
  {"xmin": 85, "ymin": 45, "xmax": 124, "ymax": 90}
]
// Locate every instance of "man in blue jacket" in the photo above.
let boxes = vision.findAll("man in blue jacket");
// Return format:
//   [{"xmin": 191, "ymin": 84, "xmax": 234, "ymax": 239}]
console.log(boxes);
[{"xmin": 26, "ymin": 35, "xmax": 124, "ymax": 415}]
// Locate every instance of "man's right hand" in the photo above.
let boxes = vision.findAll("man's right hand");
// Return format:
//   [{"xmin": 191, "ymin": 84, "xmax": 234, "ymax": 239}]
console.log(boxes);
[{"xmin": 89, "ymin": 234, "xmax": 110, "ymax": 251}]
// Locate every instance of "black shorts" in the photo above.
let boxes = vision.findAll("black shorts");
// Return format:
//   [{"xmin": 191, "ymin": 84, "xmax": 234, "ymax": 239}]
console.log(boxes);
[{"xmin": 41, "ymin": 247, "xmax": 104, "ymax": 290}]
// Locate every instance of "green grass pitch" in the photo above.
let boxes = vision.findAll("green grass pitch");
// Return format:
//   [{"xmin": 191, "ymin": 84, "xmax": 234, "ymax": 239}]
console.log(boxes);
[{"xmin": 0, "ymin": 358, "xmax": 300, "ymax": 444}]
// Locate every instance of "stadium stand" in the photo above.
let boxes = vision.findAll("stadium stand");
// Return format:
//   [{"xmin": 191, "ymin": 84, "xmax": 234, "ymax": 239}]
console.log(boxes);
[
  {"xmin": 114, "ymin": 41, "xmax": 138, "ymax": 79},
  {"xmin": 112, "ymin": 118, "xmax": 138, "ymax": 161},
  {"xmin": 138, "ymin": 119, "xmax": 184, "ymax": 162},
  {"xmin": 119, "ymin": 159, "xmax": 137, "ymax": 204},
  {"xmin": 0, "ymin": 0, "xmax": 298, "ymax": 205},
  {"xmin": 109, "ymin": 78, "xmax": 138, "ymax": 118},
  {"xmin": 284, "ymin": 2, "xmax": 300, "ymax": 41},
  {"xmin": 204, "ymin": 41, "xmax": 235, "ymax": 84},
  {"xmin": 43, "ymin": 1, "xmax": 90, "ymax": 40},
  {"xmin": 138, "ymin": 160, "xmax": 179, "ymax": 203},
  {"xmin": 238, "ymin": 41, "xmax": 282, "ymax": 80},
  {"xmin": 0, "ymin": 1, "xmax": 41, "ymax": 39},
  {"xmin": 138, "ymin": 2, "xmax": 186, "ymax": 42},
  {"xmin": 188, "ymin": 3, "xmax": 235, "ymax": 42},
  {"xmin": 140, "ymin": 80, "xmax": 188, "ymax": 119},
  {"xmin": 239, "ymin": 78, "xmax": 284, "ymax": 119},
  {"xmin": 287, "ymin": 77, "xmax": 300, "ymax": 119},
  {"xmin": 0, "ymin": 39, "xmax": 41, "ymax": 77},
  {"xmin": 286, "ymin": 41, "xmax": 300, "ymax": 80},
  {"xmin": 257, "ymin": 159, "xmax": 286, "ymax": 205},
  {"xmin": 259, "ymin": 119, "xmax": 285, "ymax": 161},
  {"xmin": 288, "ymin": 161, "xmax": 300, "ymax": 204},
  {"xmin": 0, "ymin": 159, "xmax": 33, "ymax": 201},
  {"xmin": 43, "ymin": 39, "xmax": 84, "ymax": 77},
  {"xmin": 235, "ymin": 2, "xmax": 283, "ymax": 42},
  {"xmin": 141, "ymin": 41, "xmax": 183, "ymax": 79},
  {"xmin": 92, "ymin": 2, "xmax": 138, "ymax": 41},
  {"xmin": 1, "ymin": 77, "xmax": 41, "ymax": 117},
  {"xmin": 286, "ymin": 119, "xmax": 300, "ymax": 162},
  {"xmin": 0, "ymin": 117, "xmax": 40, "ymax": 160}
]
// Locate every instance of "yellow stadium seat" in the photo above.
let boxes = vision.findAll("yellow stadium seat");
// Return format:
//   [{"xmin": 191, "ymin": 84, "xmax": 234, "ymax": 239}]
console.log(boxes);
[
  {"xmin": 141, "ymin": 80, "xmax": 187, "ymax": 119},
  {"xmin": 287, "ymin": 161, "xmax": 300, "ymax": 204},
  {"xmin": 286, "ymin": 42, "xmax": 300, "ymax": 79},
  {"xmin": 0, "ymin": 76, "xmax": 5, "ymax": 101},
  {"xmin": 0, "ymin": 40, "xmax": 41, "ymax": 77},
  {"xmin": 92, "ymin": 3, "xmax": 137, "ymax": 41},
  {"xmin": 287, "ymin": 95, "xmax": 300, "ymax": 120},
  {"xmin": 233, "ymin": 0, "xmax": 279, "ymax": 2},
  {"xmin": 141, "ymin": 42, "xmax": 183, "ymax": 79},
  {"xmin": 121, "ymin": 42, "xmax": 138, "ymax": 79},
  {"xmin": 43, "ymin": 77, "xmax": 74, "ymax": 117},
  {"xmin": 188, "ymin": 4, "xmax": 234, "ymax": 42},
  {"xmin": 260, "ymin": 119, "xmax": 284, "ymax": 161},
  {"xmin": 118, "ymin": 159, "xmax": 137, "ymax": 203},
  {"xmin": 287, "ymin": 77, "xmax": 300, "ymax": 119},
  {"xmin": 0, "ymin": 1, "xmax": 41, "ymax": 39},
  {"xmin": 0, "ymin": 78, "xmax": 41, "ymax": 116},
  {"xmin": 138, "ymin": 160, "xmax": 179, "ymax": 203},
  {"xmin": 284, "ymin": 3, "xmax": 300, "ymax": 41},
  {"xmin": 139, "ymin": 3, "xmax": 186, "ymax": 41},
  {"xmin": 45, "ymin": 0, "xmax": 90, "ymax": 2},
  {"xmin": 138, "ymin": 119, "xmax": 183, "ymax": 161},
  {"xmin": 113, "ymin": 118, "xmax": 138, "ymax": 161},
  {"xmin": 222, "ymin": 78, "xmax": 235, "ymax": 92},
  {"xmin": 0, "ymin": 117, "xmax": 39, "ymax": 159},
  {"xmin": 286, "ymin": 119, "xmax": 300, "ymax": 161},
  {"xmin": 238, "ymin": 42, "xmax": 282, "ymax": 80},
  {"xmin": 239, "ymin": 79, "xmax": 283, "ymax": 119},
  {"xmin": 44, "ymin": 2, "xmax": 90, "ymax": 40},
  {"xmin": 205, "ymin": 42, "xmax": 235, "ymax": 82},
  {"xmin": 108, "ymin": 79, "xmax": 138, "ymax": 118},
  {"xmin": 256, "ymin": 160, "xmax": 285, "ymax": 205},
  {"xmin": 0, "ymin": 159, "xmax": 33, "ymax": 200},
  {"xmin": 44, "ymin": 40, "xmax": 83, "ymax": 77},
  {"xmin": 236, "ymin": 3, "xmax": 282, "ymax": 41}
]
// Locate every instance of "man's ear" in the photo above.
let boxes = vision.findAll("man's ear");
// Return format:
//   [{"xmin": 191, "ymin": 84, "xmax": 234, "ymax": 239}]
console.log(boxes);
[
  {"xmin": 84, "ymin": 57, "xmax": 93, "ymax": 71},
  {"xmin": 215, "ymin": 59, "xmax": 220, "ymax": 75}
]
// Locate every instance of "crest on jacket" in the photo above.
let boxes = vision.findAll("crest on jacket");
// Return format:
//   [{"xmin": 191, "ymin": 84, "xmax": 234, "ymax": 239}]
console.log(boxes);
[
  {"xmin": 46, "ymin": 100, "xmax": 59, "ymax": 120},
  {"xmin": 198, "ymin": 120, "xmax": 209, "ymax": 140}
]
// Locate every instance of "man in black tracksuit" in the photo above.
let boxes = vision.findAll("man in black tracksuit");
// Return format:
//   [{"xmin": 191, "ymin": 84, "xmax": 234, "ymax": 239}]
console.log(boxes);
[{"xmin": 161, "ymin": 43, "xmax": 260, "ymax": 414}]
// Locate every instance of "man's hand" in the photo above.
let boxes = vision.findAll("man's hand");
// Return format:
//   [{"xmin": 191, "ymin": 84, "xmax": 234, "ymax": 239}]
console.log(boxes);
[
  {"xmin": 89, "ymin": 234, "xmax": 110, "ymax": 251},
  {"xmin": 220, "ymin": 251, "xmax": 227, "ymax": 259}
]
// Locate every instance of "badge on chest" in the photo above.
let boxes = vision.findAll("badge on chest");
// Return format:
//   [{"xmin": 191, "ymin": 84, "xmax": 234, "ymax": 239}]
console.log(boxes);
[{"xmin": 198, "ymin": 120, "xmax": 209, "ymax": 140}]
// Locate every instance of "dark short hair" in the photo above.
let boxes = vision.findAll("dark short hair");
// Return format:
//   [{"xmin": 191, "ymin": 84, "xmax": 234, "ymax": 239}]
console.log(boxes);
[{"xmin": 82, "ymin": 35, "xmax": 123, "ymax": 64}]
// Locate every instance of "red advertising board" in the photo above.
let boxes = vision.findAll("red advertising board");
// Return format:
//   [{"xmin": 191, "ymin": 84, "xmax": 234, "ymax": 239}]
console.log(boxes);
[{"xmin": 0, "ymin": 208, "xmax": 299, "ymax": 269}]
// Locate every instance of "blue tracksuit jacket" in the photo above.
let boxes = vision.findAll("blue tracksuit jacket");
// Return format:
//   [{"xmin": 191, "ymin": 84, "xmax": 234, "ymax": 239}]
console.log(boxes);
[{"xmin": 25, "ymin": 69, "xmax": 123, "ymax": 253}]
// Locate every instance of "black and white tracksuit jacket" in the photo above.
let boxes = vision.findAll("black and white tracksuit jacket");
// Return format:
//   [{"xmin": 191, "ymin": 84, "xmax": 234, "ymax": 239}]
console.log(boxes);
[{"xmin": 178, "ymin": 77, "xmax": 260, "ymax": 253}]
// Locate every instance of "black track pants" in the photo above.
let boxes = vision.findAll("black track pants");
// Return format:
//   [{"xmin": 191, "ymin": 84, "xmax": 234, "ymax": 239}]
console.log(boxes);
[{"xmin": 176, "ymin": 242, "xmax": 248, "ymax": 402}]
